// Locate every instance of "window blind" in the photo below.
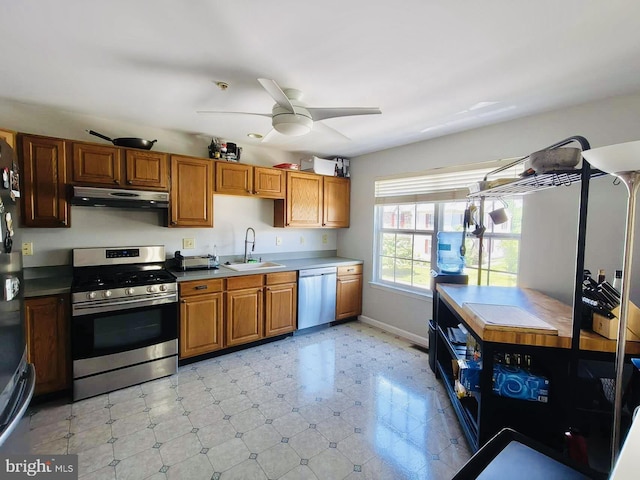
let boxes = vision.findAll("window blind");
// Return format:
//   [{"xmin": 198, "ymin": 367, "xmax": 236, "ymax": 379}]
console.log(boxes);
[{"xmin": 374, "ymin": 158, "xmax": 523, "ymax": 204}]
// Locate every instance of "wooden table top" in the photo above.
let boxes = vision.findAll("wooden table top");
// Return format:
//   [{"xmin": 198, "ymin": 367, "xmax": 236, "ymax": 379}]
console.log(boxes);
[{"xmin": 437, "ymin": 284, "xmax": 640, "ymax": 354}]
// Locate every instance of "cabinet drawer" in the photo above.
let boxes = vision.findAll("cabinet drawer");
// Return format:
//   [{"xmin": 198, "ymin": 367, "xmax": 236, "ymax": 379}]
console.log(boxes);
[
  {"xmin": 266, "ymin": 271, "xmax": 297, "ymax": 285},
  {"xmin": 226, "ymin": 274, "xmax": 264, "ymax": 290},
  {"xmin": 338, "ymin": 264, "xmax": 362, "ymax": 276},
  {"xmin": 179, "ymin": 279, "xmax": 224, "ymax": 296}
]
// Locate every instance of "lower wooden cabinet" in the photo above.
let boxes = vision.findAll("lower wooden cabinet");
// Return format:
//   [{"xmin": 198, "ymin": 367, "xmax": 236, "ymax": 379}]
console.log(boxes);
[
  {"xmin": 336, "ymin": 265, "xmax": 363, "ymax": 320},
  {"xmin": 179, "ymin": 279, "xmax": 224, "ymax": 359},
  {"xmin": 25, "ymin": 294, "xmax": 70, "ymax": 396},
  {"xmin": 265, "ymin": 271, "xmax": 297, "ymax": 337},
  {"xmin": 226, "ymin": 275, "xmax": 264, "ymax": 347}
]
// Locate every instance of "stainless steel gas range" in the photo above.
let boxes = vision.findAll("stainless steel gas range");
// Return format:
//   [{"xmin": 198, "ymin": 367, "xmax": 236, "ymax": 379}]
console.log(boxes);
[{"xmin": 71, "ymin": 245, "xmax": 178, "ymax": 401}]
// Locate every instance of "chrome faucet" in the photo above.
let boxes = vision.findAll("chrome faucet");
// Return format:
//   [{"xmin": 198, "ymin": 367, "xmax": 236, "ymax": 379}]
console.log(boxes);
[{"xmin": 244, "ymin": 227, "xmax": 256, "ymax": 263}]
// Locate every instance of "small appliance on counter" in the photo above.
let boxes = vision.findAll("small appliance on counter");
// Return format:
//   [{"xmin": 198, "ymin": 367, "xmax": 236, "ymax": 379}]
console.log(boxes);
[{"xmin": 172, "ymin": 251, "xmax": 219, "ymax": 271}]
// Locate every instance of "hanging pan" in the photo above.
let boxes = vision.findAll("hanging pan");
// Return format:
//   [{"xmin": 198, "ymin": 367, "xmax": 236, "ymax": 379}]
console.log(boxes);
[{"xmin": 86, "ymin": 130, "xmax": 157, "ymax": 150}]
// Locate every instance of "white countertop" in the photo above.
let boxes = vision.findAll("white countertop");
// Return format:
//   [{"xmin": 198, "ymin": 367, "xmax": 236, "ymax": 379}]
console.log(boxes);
[{"xmin": 610, "ymin": 407, "xmax": 640, "ymax": 479}]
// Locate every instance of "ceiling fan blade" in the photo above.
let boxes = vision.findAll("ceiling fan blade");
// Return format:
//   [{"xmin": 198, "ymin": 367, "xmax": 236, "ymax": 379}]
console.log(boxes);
[
  {"xmin": 196, "ymin": 110, "xmax": 271, "ymax": 117},
  {"xmin": 257, "ymin": 78, "xmax": 295, "ymax": 113},
  {"xmin": 260, "ymin": 129, "xmax": 279, "ymax": 143},
  {"xmin": 307, "ymin": 107, "xmax": 381, "ymax": 121},
  {"xmin": 314, "ymin": 121, "xmax": 351, "ymax": 141}
]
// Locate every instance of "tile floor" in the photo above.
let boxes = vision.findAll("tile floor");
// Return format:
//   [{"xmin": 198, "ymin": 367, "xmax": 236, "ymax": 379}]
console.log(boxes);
[{"xmin": 27, "ymin": 321, "xmax": 471, "ymax": 479}]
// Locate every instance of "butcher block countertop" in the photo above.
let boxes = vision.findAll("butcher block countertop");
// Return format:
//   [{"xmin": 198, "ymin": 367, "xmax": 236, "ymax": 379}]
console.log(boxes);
[{"xmin": 437, "ymin": 284, "xmax": 640, "ymax": 355}]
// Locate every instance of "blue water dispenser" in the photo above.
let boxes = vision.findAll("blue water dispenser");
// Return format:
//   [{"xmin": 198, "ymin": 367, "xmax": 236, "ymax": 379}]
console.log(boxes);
[{"xmin": 436, "ymin": 231, "xmax": 465, "ymax": 274}]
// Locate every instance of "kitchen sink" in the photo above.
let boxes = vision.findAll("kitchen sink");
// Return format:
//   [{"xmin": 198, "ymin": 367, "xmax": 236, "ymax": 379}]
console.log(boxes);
[{"xmin": 221, "ymin": 261, "xmax": 285, "ymax": 272}]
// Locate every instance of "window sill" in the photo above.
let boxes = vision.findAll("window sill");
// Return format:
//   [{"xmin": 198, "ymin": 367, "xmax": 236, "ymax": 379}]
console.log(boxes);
[{"xmin": 368, "ymin": 281, "xmax": 433, "ymax": 301}]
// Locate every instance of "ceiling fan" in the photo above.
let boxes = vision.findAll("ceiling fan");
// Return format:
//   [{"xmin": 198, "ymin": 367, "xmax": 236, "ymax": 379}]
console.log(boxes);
[{"xmin": 198, "ymin": 78, "xmax": 381, "ymax": 138}]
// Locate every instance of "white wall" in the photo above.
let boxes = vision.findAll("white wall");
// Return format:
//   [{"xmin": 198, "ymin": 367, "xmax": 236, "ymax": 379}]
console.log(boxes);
[
  {"xmin": 339, "ymin": 91, "xmax": 640, "ymax": 342},
  {"xmin": 0, "ymin": 97, "xmax": 338, "ymax": 266}
]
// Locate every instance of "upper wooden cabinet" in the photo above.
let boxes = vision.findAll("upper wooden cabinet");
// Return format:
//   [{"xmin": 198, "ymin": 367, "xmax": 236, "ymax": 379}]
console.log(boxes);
[
  {"xmin": 323, "ymin": 176, "xmax": 350, "ymax": 228},
  {"xmin": 69, "ymin": 142, "xmax": 169, "ymax": 191},
  {"xmin": 169, "ymin": 155, "xmax": 213, "ymax": 227},
  {"xmin": 274, "ymin": 171, "xmax": 350, "ymax": 228},
  {"xmin": 70, "ymin": 142, "xmax": 122, "ymax": 186},
  {"xmin": 125, "ymin": 150, "xmax": 169, "ymax": 190},
  {"xmin": 19, "ymin": 134, "xmax": 70, "ymax": 228},
  {"xmin": 0, "ymin": 128, "xmax": 17, "ymax": 149},
  {"xmin": 215, "ymin": 162, "xmax": 285, "ymax": 199},
  {"xmin": 25, "ymin": 294, "xmax": 70, "ymax": 396}
]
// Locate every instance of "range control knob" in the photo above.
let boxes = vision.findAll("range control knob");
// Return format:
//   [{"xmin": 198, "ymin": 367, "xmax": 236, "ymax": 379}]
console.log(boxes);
[
  {"xmin": 159, "ymin": 284, "xmax": 167, "ymax": 292},
  {"xmin": 103, "ymin": 290, "xmax": 112, "ymax": 298},
  {"xmin": 87, "ymin": 291, "xmax": 97, "ymax": 300},
  {"xmin": 125, "ymin": 288, "xmax": 135, "ymax": 295},
  {"xmin": 147, "ymin": 286, "xmax": 158, "ymax": 293}
]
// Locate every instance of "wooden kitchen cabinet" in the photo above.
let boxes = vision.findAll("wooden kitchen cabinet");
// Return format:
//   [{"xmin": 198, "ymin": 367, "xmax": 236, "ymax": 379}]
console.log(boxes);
[
  {"xmin": 225, "ymin": 275, "xmax": 264, "ymax": 347},
  {"xmin": 274, "ymin": 171, "xmax": 350, "ymax": 228},
  {"xmin": 265, "ymin": 271, "xmax": 297, "ymax": 337},
  {"xmin": 179, "ymin": 279, "xmax": 224, "ymax": 359},
  {"xmin": 215, "ymin": 162, "xmax": 285, "ymax": 199},
  {"xmin": 19, "ymin": 134, "xmax": 70, "ymax": 228},
  {"xmin": 323, "ymin": 176, "xmax": 350, "ymax": 228},
  {"xmin": 215, "ymin": 162, "xmax": 252, "ymax": 195},
  {"xmin": 169, "ymin": 155, "xmax": 213, "ymax": 227},
  {"xmin": 25, "ymin": 294, "xmax": 70, "ymax": 396},
  {"xmin": 125, "ymin": 150, "xmax": 169, "ymax": 190},
  {"xmin": 0, "ymin": 128, "xmax": 17, "ymax": 149},
  {"xmin": 70, "ymin": 142, "xmax": 122, "ymax": 186},
  {"xmin": 336, "ymin": 264, "xmax": 363, "ymax": 320},
  {"xmin": 274, "ymin": 171, "xmax": 323, "ymax": 227}
]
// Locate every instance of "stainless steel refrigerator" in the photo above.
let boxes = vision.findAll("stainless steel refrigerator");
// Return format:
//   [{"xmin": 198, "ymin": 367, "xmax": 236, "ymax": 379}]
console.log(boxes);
[{"xmin": 0, "ymin": 138, "xmax": 35, "ymax": 448}]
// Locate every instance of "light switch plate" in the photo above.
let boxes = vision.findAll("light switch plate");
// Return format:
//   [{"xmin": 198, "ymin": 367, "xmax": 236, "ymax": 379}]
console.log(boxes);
[
  {"xmin": 182, "ymin": 238, "xmax": 195, "ymax": 249},
  {"xmin": 276, "ymin": 236, "xmax": 282, "ymax": 246},
  {"xmin": 322, "ymin": 234, "xmax": 328, "ymax": 244}
]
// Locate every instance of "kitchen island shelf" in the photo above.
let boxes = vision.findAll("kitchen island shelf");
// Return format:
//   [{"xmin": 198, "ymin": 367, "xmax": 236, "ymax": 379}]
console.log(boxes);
[{"xmin": 467, "ymin": 168, "xmax": 607, "ymax": 198}]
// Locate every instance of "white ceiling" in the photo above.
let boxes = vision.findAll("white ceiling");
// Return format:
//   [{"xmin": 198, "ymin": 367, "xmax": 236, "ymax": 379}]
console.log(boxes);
[{"xmin": 2, "ymin": 1, "xmax": 640, "ymax": 158}]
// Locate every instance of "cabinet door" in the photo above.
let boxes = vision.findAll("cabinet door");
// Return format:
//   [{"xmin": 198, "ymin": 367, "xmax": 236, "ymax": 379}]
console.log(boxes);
[
  {"xmin": 336, "ymin": 274, "xmax": 363, "ymax": 320},
  {"xmin": 180, "ymin": 292, "xmax": 224, "ymax": 359},
  {"xmin": 125, "ymin": 150, "xmax": 169, "ymax": 190},
  {"xmin": 276, "ymin": 171, "xmax": 323, "ymax": 227},
  {"xmin": 0, "ymin": 128, "xmax": 17, "ymax": 149},
  {"xmin": 265, "ymin": 282, "xmax": 297, "ymax": 337},
  {"xmin": 71, "ymin": 142, "xmax": 122, "ymax": 186},
  {"xmin": 254, "ymin": 167, "xmax": 285, "ymax": 199},
  {"xmin": 323, "ymin": 177, "xmax": 350, "ymax": 228},
  {"xmin": 215, "ymin": 162, "xmax": 253, "ymax": 195},
  {"xmin": 225, "ymin": 287, "xmax": 263, "ymax": 347},
  {"xmin": 169, "ymin": 155, "xmax": 213, "ymax": 227},
  {"xmin": 20, "ymin": 135, "xmax": 70, "ymax": 228},
  {"xmin": 25, "ymin": 295, "xmax": 69, "ymax": 395}
]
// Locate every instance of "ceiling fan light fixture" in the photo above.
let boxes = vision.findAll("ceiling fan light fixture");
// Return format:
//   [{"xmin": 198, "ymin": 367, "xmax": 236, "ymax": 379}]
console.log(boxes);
[
  {"xmin": 273, "ymin": 114, "xmax": 313, "ymax": 136},
  {"xmin": 247, "ymin": 133, "xmax": 263, "ymax": 139}
]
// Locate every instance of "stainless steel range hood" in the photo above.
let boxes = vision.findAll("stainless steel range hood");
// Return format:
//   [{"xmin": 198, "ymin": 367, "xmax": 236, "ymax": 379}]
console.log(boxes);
[{"xmin": 71, "ymin": 186, "xmax": 169, "ymax": 209}]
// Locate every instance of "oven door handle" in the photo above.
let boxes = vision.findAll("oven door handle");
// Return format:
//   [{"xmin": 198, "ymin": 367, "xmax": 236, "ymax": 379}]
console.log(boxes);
[{"xmin": 72, "ymin": 294, "xmax": 177, "ymax": 316}]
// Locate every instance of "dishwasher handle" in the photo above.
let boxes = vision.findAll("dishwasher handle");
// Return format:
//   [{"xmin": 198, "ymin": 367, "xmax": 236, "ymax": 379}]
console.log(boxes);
[{"xmin": 299, "ymin": 266, "xmax": 338, "ymax": 278}]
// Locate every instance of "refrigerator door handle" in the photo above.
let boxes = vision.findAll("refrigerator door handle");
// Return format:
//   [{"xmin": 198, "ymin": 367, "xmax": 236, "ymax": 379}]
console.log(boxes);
[{"xmin": 0, "ymin": 364, "xmax": 35, "ymax": 447}]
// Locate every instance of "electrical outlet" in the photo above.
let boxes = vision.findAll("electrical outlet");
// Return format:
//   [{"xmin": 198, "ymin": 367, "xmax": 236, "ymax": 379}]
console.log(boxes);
[
  {"xmin": 276, "ymin": 236, "xmax": 282, "ymax": 246},
  {"xmin": 22, "ymin": 242, "xmax": 33, "ymax": 256},
  {"xmin": 299, "ymin": 236, "xmax": 305, "ymax": 245},
  {"xmin": 182, "ymin": 238, "xmax": 195, "ymax": 249},
  {"xmin": 322, "ymin": 234, "xmax": 328, "ymax": 244}
]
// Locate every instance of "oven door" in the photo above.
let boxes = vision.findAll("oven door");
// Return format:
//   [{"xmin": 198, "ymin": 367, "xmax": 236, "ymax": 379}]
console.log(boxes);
[{"xmin": 72, "ymin": 301, "xmax": 178, "ymax": 362}]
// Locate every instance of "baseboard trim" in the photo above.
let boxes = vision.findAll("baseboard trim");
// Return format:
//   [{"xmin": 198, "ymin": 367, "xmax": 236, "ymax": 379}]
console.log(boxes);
[{"xmin": 358, "ymin": 315, "xmax": 429, "ymax": 348}]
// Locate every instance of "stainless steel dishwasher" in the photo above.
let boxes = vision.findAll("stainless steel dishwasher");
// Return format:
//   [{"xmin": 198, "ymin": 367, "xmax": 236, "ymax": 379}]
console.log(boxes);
[{"xmin": 298, "ymin": 266, "xmax": 337, "ymax": 329}]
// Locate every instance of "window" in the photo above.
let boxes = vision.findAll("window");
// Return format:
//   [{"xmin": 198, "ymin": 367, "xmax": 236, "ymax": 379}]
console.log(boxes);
[{"xmin": 373, "ymin": 160, "xmax": 524, "ymax": 293}]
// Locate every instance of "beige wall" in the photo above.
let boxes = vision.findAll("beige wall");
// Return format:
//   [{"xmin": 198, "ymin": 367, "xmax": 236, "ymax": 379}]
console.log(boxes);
[{"xmin": 339, "ymin": 92, "xmax": 640, "ymax": 342}]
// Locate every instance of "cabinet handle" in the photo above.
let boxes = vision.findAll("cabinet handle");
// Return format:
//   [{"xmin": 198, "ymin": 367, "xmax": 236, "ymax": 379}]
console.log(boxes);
[
  {"xmin": 60, "ymin": 220, "xmax": 67, "ymax": 226},
  {"xmin": 322, "ymin": 223, "xmax": 326, "ymax": 226},
  {"xmin": 181, "ymin": 299, "xmax": 186, "ymax": 303},
  {"xmin": 59, "ymin": 297, "xmax": 64, "ymax": 304},
  {"xmin": 347, "ymin": 268, "xmax": 354, "ymax": 272},
  {"xmin": 254, "ymin": 191, "xmax": 260, "ymax": 195},
  {"xmin": 114, "ymin": 179, "xmax": 120, "ymax": 184},
  {"xmin": 127, "ymin": 180, "xmax": 133, "ymax": 185},
  {"xmin": 171, "ymin": 221, "xmax": 178, "ymax": 225},
  {"xmin": 195, "ymin": 285, "xmax": 208, "ymax": 290}
]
